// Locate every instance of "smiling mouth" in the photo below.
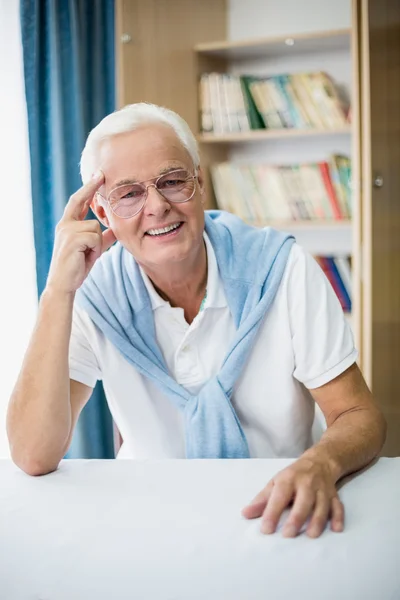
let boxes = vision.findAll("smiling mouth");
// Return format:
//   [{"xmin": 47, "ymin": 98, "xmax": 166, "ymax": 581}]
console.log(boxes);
[{"xmin": 145, "ymin": 222, "xmax": 184, "ymax": 237}]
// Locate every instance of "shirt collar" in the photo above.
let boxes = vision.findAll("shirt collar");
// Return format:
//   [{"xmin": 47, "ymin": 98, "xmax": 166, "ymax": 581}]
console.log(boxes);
[{"xmin": 139, "ymin": 231, "xmax": 227, "ymax": 312}]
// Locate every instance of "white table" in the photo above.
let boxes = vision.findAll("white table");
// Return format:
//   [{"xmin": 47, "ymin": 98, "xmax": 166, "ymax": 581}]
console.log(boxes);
[{"xmin": 1, "ymin": 458, "xmax": 399, "ymax": 600}]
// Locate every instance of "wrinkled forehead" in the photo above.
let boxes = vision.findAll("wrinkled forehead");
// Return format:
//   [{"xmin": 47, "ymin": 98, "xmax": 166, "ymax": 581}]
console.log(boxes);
[{"xmin": 96, "ymin": 124, "xmax": 194, "ymax": 190}]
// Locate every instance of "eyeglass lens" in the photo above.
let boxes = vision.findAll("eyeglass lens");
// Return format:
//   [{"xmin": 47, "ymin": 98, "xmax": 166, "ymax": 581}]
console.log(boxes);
[{"xmin": 109, "ymin": 169, "xmax": 195, "ymax": 218}]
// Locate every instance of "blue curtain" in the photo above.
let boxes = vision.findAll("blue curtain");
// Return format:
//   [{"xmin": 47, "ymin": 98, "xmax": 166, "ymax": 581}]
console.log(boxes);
[{"xmin": 20, "ymin": 0, "xmax": 116, "ymax": 459}]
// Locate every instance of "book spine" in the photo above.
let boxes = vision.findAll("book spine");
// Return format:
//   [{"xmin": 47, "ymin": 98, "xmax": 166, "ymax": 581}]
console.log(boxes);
[
  {"xmin": 222, "ymin": 74, "xmax": 238, "ymax": 133},
  {"xmin": 316, "ymin": 257, "xmax": 348, "ymax": 311},
  {"xmin": 307, "ymin": 73, "xmax": 338, "ymax": 129},
  {"xmin": 238, "ymin": 165, "xmax": 263, "ymax": 223},
  {"xmin": 233, "ymin": 76, "xmax": 251, "ymax": 132},
  {"xmin": 240, "ymin": 76, "xmax": 265, "ymax": 130},
  {"xmin": 334, "ymin": 256, "xmax": 353, "ymax": 297},
  {"xmin": 278, "ymin": 75, "xmax": 306, "ymax": 128},
  {"xmin": 329, "ymin": 155, "xmax": 349, "ymax": 218},
  {"xmin": 297, "ymin": 164, "xmax": 328, "ymax": 219},
  {"xmin": 284, "ymin": 75, "xmax": 312, "ymax": 128},
  {"xmin": 337, "ymin": 155, "xmax": 352, "ymax": 217},
  {"xmin": 199, "ymin": 74, "xmax": 213, "ymax": 133},
  {"xmin": 292, "ymin": 165, "xmax": 316, "ymax": 219},
  {"xmin": 293, "ymin": 73, "xmax": 326, "ymax": 129},
  {"xmin": 260, "ymin": 81, "xmax": 284, "ymax": 128},
  {"xmin": 328, "ymin": 257, "xmax": 352, "ymax": 311},
  {"xmin": 271, "ymin": 76, "xmax": 295, "ymax": 128},
  {"xmin": 317, "ymin": 72, "xmax": 348, "ymax": 126},
  {"xmin": 264, "ymin": 166, "xmax": 294, "ymax": 220},
  {"xmin": 318, "ymin": 162, "xmax": 343, "ymax": 219},
  {"xmin": 210, "ymin": 165, "xmax": 231, "ymax": 212},
  {"xmin": 208, "ymin": 73, "xmax": 224, "ymax": 134},
  {"xmin": 247, "ymin": 165, "xmax": 270, "ymax": 221},
  {"xmin": 248, "ymin": 80, "xmax": 270, "ymax": 129}
]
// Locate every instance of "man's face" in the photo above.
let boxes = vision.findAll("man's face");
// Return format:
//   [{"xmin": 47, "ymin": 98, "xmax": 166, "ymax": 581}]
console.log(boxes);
[{"xmin": 92, "ymin": 124, "xmax": 205, "ymax": 272}]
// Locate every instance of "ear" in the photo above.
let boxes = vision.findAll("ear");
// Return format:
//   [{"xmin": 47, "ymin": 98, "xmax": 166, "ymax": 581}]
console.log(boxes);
[
  {"xmin": 197, "ymin": 167, "xmax": 206, "ymax": 199},
  {"xmin": 91, "ymin": 192, "xmax": 111, "ymax": 228}
]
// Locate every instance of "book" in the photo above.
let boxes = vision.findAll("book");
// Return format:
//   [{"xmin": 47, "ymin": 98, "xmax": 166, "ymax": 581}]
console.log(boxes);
[
  {"xmin": 281, "ymin": 74, "xmax": 311, "ymax": 128},
  {"xmin": 240, "ymin": 75, "xmax": 265, "ymax": 130},
  {"xmin": 336, "ymin": 155, "xmax": 352, "ymax": 216},
  {"xmin": 329, "ymin": 155, "xmax": 349, "ymax": 218},
  {"xmin": 328, "ymin": 257, "xmax": 352, "ymax": 311},
  {"xmin": 291, "ymin": 73, "xmax": 326, "ymax": 129},
  {"xmin": 207, "ymin": 73, "xmax": 224, "ymax": 134},
  {"xmin": 269, "ymin": 76, "xmax": 296, "ymax": 128},
  {"xmin": 280, "ymin": 166, "xmax": 310, "ymax": 219},
  {"xmin": 199, "ymin": 74, "xmax": 213, "ymax": 133},
  {"xmin": 318, "ymin": 161, "xmax": 343, "ymax": 219},
  {"xmin": 277, "ymin": 74, "xmax": 307, "ymax": 129},
  {"xmin": 312, "ymin": 72, "xmax": 348, "ymax": 127},
  {"xmin": 210, "ymin": 156, "xmax": 351, "ymax": 224},
  {"xmin": 335, "ymin": 256, "xmax": 352, "ymax": 297},
  {"xmin": 248, "ymin": 80, "xmax": 283, "ymax": 129},
  {"xmin": 199, "ymin": 71, "xmax": 351, "ymax": 133},
  {"xmin": 234, "ymin": 76, "xmax": 251, "ymax": 132},
  {"xmin": 315, "ymin": 256, "xmax": 352, "ymax": 312},
  {"xmin": 222, "ymin": 74, "xmax": 239, "ymax": 133},
  {"xmin": 298, "ymin": 163, "xmax": 333, "ymax": 219}
]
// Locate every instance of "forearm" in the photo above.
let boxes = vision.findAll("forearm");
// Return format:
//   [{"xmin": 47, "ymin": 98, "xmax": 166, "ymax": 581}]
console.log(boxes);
[
  {"xmin": 7, "ymin": 287, "xmax": 75, "ymax": 474},
  {"xmin": 304, "ymin": 405, "xmax": 387, "ymax": 483}
]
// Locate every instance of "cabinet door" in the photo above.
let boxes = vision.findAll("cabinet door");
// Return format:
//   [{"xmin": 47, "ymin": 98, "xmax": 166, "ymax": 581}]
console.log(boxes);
[
  {"xmin": 115, "ymin": 0, "xmax": 226, "ymax": 132},
  {"xmin": 359, "ymin": 0, "xmax": 400, "ymax": 455}
]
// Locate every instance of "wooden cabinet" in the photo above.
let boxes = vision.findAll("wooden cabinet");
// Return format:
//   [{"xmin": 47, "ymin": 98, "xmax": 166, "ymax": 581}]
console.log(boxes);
[
  {"xmin": 116, "ymin": 0, "xmax": 227, "ymax": 132},
  {"xmin": 115, "ymin": 0, "xmax": 228, "ymax": 195},
  {"xmin": 357, "ymin": 0, "xmax": 400, "ymax": 455},
  {"xmin": 116, "ymin": 0, "xmax": 400, "ymax": 455}
]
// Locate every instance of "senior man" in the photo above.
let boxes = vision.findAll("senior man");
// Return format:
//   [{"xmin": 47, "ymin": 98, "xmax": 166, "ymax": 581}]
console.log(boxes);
[{"xmin": 8, "ymin": 103, "xmax": 386, "ymax": 539}]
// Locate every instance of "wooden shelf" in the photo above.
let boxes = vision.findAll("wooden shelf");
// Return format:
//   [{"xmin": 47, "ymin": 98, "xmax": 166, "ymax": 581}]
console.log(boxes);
[
  {"xmin": 198, "ymin": 127, "xmax": 352, "ymax": 143},
  {"xmin": 249, "ymin": 219, "xmax": 352, "ymax": 230},
  {"xmin": 194, "ymin": 28, "xmax": 351, "ymax": 60}
]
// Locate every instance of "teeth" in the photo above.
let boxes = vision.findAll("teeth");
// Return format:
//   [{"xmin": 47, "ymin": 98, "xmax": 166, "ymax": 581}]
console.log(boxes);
[{"xmin": 147, "ymin": 223, "xmax": 181, "ymax": 236}]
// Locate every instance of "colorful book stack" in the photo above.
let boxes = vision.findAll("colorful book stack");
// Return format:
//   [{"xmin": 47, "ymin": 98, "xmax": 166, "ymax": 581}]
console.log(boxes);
[
  {"xmin": 199, "ymin": 71, "xmax": 350, "ymax": 134},
  {"xmin": 315, "ymin": 256, "xmax": 352, "ymax": 312},
  {"xmin": 210, "ymin": 155, "xmax": 352, "ymax": 222}
]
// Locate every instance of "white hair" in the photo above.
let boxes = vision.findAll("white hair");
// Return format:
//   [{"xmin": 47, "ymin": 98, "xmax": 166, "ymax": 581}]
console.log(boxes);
[{"xmin": 80, "ymin": 102, "xmax": 200, "ymax": 183}]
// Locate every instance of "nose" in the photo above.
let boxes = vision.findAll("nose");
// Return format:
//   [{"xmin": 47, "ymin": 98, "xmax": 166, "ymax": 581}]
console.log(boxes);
[{"xmin": 143, "ymin": 184, "xmax": 171, "ymax": 218}]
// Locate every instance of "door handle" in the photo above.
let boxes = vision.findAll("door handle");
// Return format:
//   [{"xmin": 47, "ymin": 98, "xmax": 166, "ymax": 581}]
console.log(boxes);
[{"xmin": 373, "ymin": 174, "xmax": 384, "ymax": 188}]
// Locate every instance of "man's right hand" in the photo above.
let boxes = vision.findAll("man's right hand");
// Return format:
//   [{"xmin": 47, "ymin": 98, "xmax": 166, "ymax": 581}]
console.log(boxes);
[{"xmin": 46, "ymin": 171, "xmax": 117, "ymax": 295}]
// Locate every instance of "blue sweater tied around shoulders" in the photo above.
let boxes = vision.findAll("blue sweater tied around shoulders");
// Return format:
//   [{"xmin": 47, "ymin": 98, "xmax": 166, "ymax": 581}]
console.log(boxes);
[{"xmin": 76, "ymin": 210, "xmax": 295, "ymax": 459}]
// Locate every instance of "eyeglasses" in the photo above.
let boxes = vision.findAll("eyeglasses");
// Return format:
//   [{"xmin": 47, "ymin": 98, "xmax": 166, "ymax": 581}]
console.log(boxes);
[{"xmin": 97, "ymin": 169, "xmax": 198, "ymax": 219}]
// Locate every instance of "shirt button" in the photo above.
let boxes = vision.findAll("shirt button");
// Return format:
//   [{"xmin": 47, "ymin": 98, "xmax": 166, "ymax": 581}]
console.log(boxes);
[{"xmin": 182, "ymin": 345, "xmax": 190, "ymax": 353}]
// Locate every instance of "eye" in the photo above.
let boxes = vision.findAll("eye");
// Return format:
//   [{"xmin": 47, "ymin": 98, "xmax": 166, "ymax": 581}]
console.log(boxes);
[
  {"xmin": 158, "ymin": 173, "xmax": 188, "ymax": 189},
  {"xmin": 164, "ymin": 178, "xmax": 184, "ymax": 186},
  {"xmin": 121, "ymin": 189, "xmax": 143, "ymax": 199}
]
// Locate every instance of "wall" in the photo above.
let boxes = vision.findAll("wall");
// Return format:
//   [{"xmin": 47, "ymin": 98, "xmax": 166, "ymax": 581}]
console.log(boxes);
[
  {"xmin": 0, "ymin": 0, "xmax": 38, "ymax": 457},
  {"xmin": 228, "ymin": 0, "xmax": 351, "ymax": 40}
]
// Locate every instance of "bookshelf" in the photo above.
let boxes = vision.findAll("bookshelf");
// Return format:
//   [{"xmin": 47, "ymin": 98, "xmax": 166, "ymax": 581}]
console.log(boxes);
[
  {"xmin": 194, "ymin": 28, "xmax": 351, "ymax": 59},
  {"xmin": 254, "ymin": 220, "xmax": 352, "ymax": 231},
  {"xmin": 117, "ymin": 0, "xmax": 400, "ymax": 455},
  {"xmin": 198, "ymin": 127, "xmax": 352, "ymax": 143},
  {"xmin": 194, "ymin": 25, "xmax": 355, "ymax": 342}
]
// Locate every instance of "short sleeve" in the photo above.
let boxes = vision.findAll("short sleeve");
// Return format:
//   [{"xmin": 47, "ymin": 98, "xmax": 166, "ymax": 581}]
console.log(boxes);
[
  {"xmin": 69, "ymin": 303, "xmax": 102, "ymax": 388},
  {"xmin": 286, "ymin": 244, "xmax": 358, "ymax": 389}
]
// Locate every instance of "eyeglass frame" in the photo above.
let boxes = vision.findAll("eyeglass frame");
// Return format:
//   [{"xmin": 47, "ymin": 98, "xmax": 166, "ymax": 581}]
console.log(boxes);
[{"xmin": 96, "ymin": 168, "xmax": 199, "ymax": 219}]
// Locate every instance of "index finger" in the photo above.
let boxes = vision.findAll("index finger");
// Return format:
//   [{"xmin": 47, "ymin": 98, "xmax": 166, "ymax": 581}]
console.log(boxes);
[{"xmin": 63, "ymin": 171, "xmax": 105, "ymax": 221}]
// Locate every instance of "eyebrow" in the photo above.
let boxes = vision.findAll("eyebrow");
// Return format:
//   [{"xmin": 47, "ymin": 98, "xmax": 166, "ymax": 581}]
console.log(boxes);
[{"xmin": 111, "ymin": 165, "xmax": 187, "ymax": 189}]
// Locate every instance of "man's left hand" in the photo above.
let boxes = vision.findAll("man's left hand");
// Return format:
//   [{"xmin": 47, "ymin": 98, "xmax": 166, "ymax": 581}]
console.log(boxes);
[{"xmin": 241, "ymin": 456, "xmax": 344, "ymax": 538}]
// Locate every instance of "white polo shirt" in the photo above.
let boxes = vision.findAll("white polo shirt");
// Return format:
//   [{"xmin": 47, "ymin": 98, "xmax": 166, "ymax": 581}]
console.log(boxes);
[{"xmin": 69, "ymin": 234, "xmax": 357, "ymax": 459}]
